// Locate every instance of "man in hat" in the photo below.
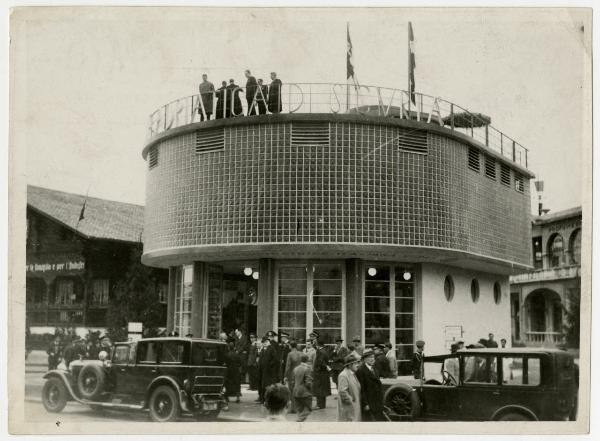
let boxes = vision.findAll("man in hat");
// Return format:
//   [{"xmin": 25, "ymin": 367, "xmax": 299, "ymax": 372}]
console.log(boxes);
[
  {"xmin": 292, "ymin": 353, "xmax": 313, "ymax": 421},
  {"xmin": 352, "ymin": 336, "xmax": 364, "ymax": 356},
  {"xmin": 255, "ymin": 336, "xmax": 269, "ymax": 403},
  {"xmin": 412, "ymin": 340, "xmax": 425, "ymax": 380},
  {"xmin": 259, "ymin": 332, "xmax": 281, "ymax": 403},
  {"xmin": 355, "ymin": 349, "xmax": 385, "ymax": 421},
  {"xmin": 247, "ymin": 333, "xmax": 260, "ymax": 390},
  {"xmin": 244, "ymin": 69, "xmax": 258, "ymax": 116},
  {"xmin": 456, "ymin": 339, "xmax": 465, "ymax": 351},
  {"xmin": 330, "ymin": 337, "xmax": 349, "ymax": 387},
  {"xmin": 337, "ymin": 354, "xmax": 361, "ymax": 421},
  {"xmin": 303, "ymin": 339, "xmax": 316, "ymax": 365},
  {"xmin": 279, "ymin": 331, "xmax": 291, "ymax": 381},
  {"xmin": 310, "ymin": 331, "xmax": 331, "ymax": 409},
  {"xmin": 374, "ymin": 343, "xmax": 392, "ymax": 378},
  {"xmin": 234, "ymin": 328, "xmax": 250, "ymax": 384}
]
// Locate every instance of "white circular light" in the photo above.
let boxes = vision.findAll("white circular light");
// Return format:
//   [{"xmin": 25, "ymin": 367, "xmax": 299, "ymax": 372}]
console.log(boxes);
[
  {"xmin": 403, "ymin": 271, "xmax": 412, "ymax": 281},
  {"xmin": 252, "ymin": 271, "xmax": 259, "ymax": 280},
  {"xmin": 243, "ymin": 267, "xmax": 253, "ymax": 276},
  {"xmin": 367, "ymin": 267, "xmax": 377, "ymax": 277}
]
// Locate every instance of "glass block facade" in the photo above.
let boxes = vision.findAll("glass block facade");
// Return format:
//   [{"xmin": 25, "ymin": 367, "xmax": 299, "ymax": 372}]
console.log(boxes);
[{"xmin": 143, "ymin": 116, "xmax": 531, "ymax": 267}]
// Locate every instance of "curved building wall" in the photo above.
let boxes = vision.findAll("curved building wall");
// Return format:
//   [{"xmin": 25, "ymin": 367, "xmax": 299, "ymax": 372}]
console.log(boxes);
[{"xmin": 143, "ymin": 115, "xmax": 531, "ymax": 268}]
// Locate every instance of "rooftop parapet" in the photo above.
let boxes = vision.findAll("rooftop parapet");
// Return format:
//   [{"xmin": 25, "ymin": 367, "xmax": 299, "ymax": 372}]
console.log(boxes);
[{"xmin": 147, "ymin": 83, "xmax": 529, "ymax": 168}]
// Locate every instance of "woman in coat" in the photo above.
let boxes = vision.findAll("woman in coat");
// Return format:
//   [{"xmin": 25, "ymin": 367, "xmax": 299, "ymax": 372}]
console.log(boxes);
[{"xmin": 337, "ymin": 354, "xmax": 362, "ymax": 422}]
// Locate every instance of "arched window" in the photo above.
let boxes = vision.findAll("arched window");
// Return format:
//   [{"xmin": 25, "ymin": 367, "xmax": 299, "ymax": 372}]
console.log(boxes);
[
  {"xmin": 444, "ymin": 276, "xmax": 455, "ymax": 302},
  {"xmin": 548, "ymin": 234, "xmax": 564, "ymax": 267},
  {"xmin": 470, "ymin": 279, "xmax": 480, "ymax": 303},
  {"xmin": 569, "ymin": 229, "xmax": 581, "ymax": 265}
]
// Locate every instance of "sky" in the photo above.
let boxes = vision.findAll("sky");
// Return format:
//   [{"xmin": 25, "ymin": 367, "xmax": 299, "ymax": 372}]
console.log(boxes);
[{"xmin": 11, "ymin": 7, "xmax": 591, "ymax": 214}]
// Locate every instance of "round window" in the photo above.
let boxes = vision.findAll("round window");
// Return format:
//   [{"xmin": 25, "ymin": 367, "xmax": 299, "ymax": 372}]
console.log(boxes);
[
  {"xmin": 444, "ymin": 275, "xmax": 454, "ymax": 302},
  {"xmin": 470, "ymin": 279, "xmax": 480, "ymax": 303},
  {"xmin": 493, "ymin": 282, "xmax": 502, "ymax": 304}
]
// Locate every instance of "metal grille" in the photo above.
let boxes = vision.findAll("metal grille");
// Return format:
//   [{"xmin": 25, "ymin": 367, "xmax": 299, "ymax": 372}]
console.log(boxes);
[
  {"xmin": 500, "ymin": 164, "xmax": 511, "ymax": 186},
  {"xmin": 148, "ymin": 147, "xmax": 159, "ymax": 169},
  {"xmin": 398, "ymin": 128, "xmax": 428, "ymax": 154},
  {"xmin": 468, "ymin": 147, "xmax": 480, "ymax": 172},
  {"xmin": 484, "ymin": 155, "xmax": 496, "ymax": 179},
  {"xmin": 514, "ymin": 173, "xmax": 524, "ymax": 192},
  {"xmin": 196, "ymin": 128, "xmax": 224, "ymax": 153},
  {"xmin": 291, "ymin": 122, "xmax": 330, "ymax": 146}
]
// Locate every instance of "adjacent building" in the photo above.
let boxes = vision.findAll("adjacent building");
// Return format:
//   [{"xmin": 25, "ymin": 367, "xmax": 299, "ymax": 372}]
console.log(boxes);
[
  {"xmin": 509, "ymin": 207, "xmax": 582, "ymax": 347},
  {"xmin": 26, "ymin": 185, "xmax": 168, "ymax": 336},
  {"xmin": 141, "ymin": 84, "xmax": 534, "ymax": 373}
]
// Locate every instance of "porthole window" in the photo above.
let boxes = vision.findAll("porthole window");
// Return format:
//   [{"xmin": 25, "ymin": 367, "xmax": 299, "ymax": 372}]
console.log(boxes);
[
  {"xmin": 444, "ymin": 276, "xmax": 454, "ymax": 302},
  {"xmin": 493, "ymin": 282, "xmax": 502, "ymax": 305},
  {"xmin": 470, "ymin": 279, "xmax": 480, "ymax": 303}
]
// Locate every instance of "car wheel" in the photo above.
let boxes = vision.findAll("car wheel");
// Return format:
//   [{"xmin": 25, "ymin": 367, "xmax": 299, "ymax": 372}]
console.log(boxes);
[
  {"xmin": 383, "ymin": 384, "xmax": 421, "ymax": 419},
  {"xmin": 42, "ymin": 378, "xmax": 67, "ymax": 413},
  {"xmin": 149, "ymin": 385, "xmax": 180, "ymax": 422},
  {"xmin": 77, "ymin": 364, "xmax": 106, "ymax": 401},
  {"xmin": 498, "ymin": 412, "xmax": 531, "ymax": 421}
]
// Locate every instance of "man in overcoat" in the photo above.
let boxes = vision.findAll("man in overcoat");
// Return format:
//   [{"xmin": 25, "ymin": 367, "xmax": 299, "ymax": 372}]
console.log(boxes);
[
  {"xmin": 329, "ymin": 338, "xmax": 349, "ymax": 387},
  {"xmin": 268, "ymin": 71, "xmax": 282, "ymax": 113},
  {"xmin": 374, "ymin": 343, "xmax": 392, "ymax": 378},
  {"xmin": 292, "ymin": 353, "xmax": 313, "ymax": 421},
  {"xmin": 215, "ymin": 81, "xmax": 228, "ymax": 119},
  {"xmin": 337, "ymin": 354, "xmax": 361, "ymax": 421},
  {"xmin": 310, "ymin": 331, "xmax": 331, "ymax": 409},
  {"xmin": 247, "ymin": 333, "xmax": 259, "ymax": 390},
  {"xmin": 355, "ymin": 349, "xmax": 385, "ymax": 421},
  {"xmin": 260, "ymin": 332, "xmax": 281, "ymax": 403},
  {"xmin": 279, "ymin": 331, "xmax": 291, "ymax": 381},
  {"xmin": 244, "ymin": 69, "xmax": 258, "ymax": 115},
  {"xmin": 227, "ymin": 79, "xmax": 243, "ymax": 117},
  {"xmin": 412, "ymin": 340, "xmax": 425, "ymax": 379},
  {"xmin": 234, "ymin": 328, "xmax": 250, "ymax": 383},
  {"xmin": 198, "ymin": 73, "xmax": 215, "ymax": 120}
]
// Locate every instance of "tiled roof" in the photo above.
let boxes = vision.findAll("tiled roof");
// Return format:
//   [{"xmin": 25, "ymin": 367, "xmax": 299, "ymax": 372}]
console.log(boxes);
[
  {"xmin": 27, "ymin": 185, "xmax": 144, "ymax": 243},
  {"xmin": 533, "ymin": 206, "xmax": 582, "ymax": 225}
]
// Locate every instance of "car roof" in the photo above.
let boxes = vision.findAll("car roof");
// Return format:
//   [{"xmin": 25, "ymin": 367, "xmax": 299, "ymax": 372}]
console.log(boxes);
[
  {"xmin": 457, "ymin": 348, "xmax": 567, "ymax": 354},
  {"xmin": 115, "ymin": 337, "xmax": 226, "ymax": 345}
]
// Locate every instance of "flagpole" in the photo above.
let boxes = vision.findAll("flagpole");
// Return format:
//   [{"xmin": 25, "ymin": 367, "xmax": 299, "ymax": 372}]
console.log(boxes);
[
  {"xmin": 346, "ymin": 22, "xmax": 350, "ymax": 112},
  {"xmin": 407, "ymin": 22, "xmax": 411, "ymax": 118}
]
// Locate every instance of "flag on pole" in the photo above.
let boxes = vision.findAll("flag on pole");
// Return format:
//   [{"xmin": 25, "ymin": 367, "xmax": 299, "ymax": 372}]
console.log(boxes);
[
  {"xmin": 408, "ymin": 22, "xmax": 416, "ymax": 105},
  {"xmin": 347, "ymin": 22, "xmax": 355, "ymax": 81}
]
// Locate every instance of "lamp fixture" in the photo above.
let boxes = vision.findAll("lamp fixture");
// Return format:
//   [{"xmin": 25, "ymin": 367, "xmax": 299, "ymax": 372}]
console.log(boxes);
[
  {"xmin": 367, "ymin": 267, "xmax": 377, "ymax": 277},
  {"xmin": 403, "ymin": 270, "xmax": 412, "ymax": 281},
  {"xmin": 243, "ymin": 267, "xmax": 253, "ymax": 276},
  {"xmin": 252, "ymin": 271, "xmax": 259, "ymax": 280}
]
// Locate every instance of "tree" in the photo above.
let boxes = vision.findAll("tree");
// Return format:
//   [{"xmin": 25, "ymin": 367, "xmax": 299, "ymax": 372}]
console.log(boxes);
[
  {"xmin": 563, "ymin": 285, "xmax": 580, "ymax": 349},
  {"xmin": 105, "ymin": 245, "xmax": 165, "ymax": 342}
]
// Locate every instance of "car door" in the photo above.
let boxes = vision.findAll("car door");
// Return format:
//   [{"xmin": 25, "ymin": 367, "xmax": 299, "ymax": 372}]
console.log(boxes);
[
  {"xmin": 124, "ymin": 340, "xmax": 160, "ymax": 401},
  {"xmin": 111, "ymin": 344, "xmax": 135, "ymax": 394},
  {"xmin": 458, "ymin": 354, "xmax": 500, "ymax": 420}
]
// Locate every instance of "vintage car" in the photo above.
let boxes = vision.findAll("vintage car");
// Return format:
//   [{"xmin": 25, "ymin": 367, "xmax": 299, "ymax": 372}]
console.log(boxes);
[
  {"xmin": 383, "ymin": 348, "xmax": 578, "ymax": 421},
  {"xmin": 41, "ymin": 337, "xmax": 227, "ymax": 422}
]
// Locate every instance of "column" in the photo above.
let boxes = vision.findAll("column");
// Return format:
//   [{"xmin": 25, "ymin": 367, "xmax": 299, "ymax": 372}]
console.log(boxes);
[
  {"xmin": 166, "ymin": 267, "xmax": 177, "ymax": 332},
  {"xmin": 345, "ymin": 259, "xmax": 362, "ymax": 342},
  {"xmin": 192, "ymin": 262, "xmax": 208, "ymax": 338},
  {"xmin": 256, "ymin": 258, "xmax": 275, "ymax": 337}
]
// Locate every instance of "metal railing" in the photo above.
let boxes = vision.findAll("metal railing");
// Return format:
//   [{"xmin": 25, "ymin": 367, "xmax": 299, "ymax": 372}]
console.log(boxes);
[
  {"xmin": 147, "ymin": 82, "xmax": 529, "ymax": 168},
  {"xmin": 525, "ymin": 331, "xmax": 564, "ymax": 345}
]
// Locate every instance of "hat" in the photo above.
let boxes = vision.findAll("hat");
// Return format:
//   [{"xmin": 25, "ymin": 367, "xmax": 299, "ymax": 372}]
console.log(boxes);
[
  {"xmin": 361, "ymin": 349, "xmax": 375, "ymax": 359},
  {"xmin": 467, "ymin": 343, "xmax": 486, "ymax": 349},
  {"xmin": 249, "ymin": 333, "xmax": 257, "ymax": 338},
  {"xmin": 261, "ymin": 336, "xmax": 269, "ymax": 342},
  {"xmin": 335, "ymin": 338, "xmax": 344, "ymax": 342},
  {"xmin": 267, "ymin": 331, "xmax": 278, "ymax": 337},
  {"xmin": 309, "ymin": 331, "xmax": 320, "ymax": 339},
  {"xmin": 280, "ymin": 331, "xmax": 290, "ymax": 338},
  {"xmin": 374, "ymin": 343, "xmax": 385, "ymax": 350},
  {"xmin": 456, "ymin": 339, "xmax": 464, "ymax": 344},
  {"xmin": 352, "ymin": 335, "xmax": 361, "ymax": 342},
  {"xmin": 344, "ymin": 354, "xmax": 360, "ymax": 367},
  {"xmin": 416, "ymin": 340, "xmax": 425, "ymax": 348}
]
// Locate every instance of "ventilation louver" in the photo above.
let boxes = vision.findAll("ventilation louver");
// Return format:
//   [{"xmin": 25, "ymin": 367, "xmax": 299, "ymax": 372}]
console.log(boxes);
[
  {"xmin": 398, "ymin": 128, "xmax": 428, "ymax": 154},
  {"xmin": 484, "ymin": 155, "xmax": 496, "ymax": 179},
  {"xmin": 148, "ymin": 147, "xmax": 159, "ymax": 169},
  {"xmin": 196, "ymin": 128, "xmax": 225, "ymax": 153},
  {"xmin": 500, "ymin": 164, "xmax": 511, "ymax": 186},
  {"xmin": 468, "ymin": 147, "xmax": 480, "ymax": 172},
  {"xmin": 291, "ymin": 122, "xmax": 330, "ymax": 146},
  {"xmin": 514, "ymin": 174, "xmax": 524, "ymax": 192}
]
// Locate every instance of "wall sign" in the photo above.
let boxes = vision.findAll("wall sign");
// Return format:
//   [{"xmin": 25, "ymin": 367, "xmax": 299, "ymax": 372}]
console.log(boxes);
[{"xmin": 26, "ymin": 261, "xmax": 85, "ymax": 273}]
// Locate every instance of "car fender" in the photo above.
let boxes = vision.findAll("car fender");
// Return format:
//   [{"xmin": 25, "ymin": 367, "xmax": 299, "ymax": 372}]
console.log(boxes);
[
  {"xmin": 145, "ymin": 376, "xmax": 190, "ymax": 413},
  {"xmin": 43, "ymin": 370, "xmax": 76, "ymax": 401},
  {"xmin": 491, "ymin": 404, "xmax": 539, "ymax": 421}
]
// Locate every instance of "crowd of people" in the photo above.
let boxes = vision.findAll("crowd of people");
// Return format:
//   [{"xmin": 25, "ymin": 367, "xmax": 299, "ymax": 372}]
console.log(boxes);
[
  {"xmin": 196, "ymin": 70, "xmax": 283, "ymax": 120},
  {"xmin": 46, "ymin": 334, "xmax": 113, "ymax": 370}
]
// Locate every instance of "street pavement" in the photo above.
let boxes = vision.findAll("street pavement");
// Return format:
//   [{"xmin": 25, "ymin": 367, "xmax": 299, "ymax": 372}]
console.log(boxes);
[{"xmin": 25, "ymin": 351, "xmax": 339, "ymax": 423}]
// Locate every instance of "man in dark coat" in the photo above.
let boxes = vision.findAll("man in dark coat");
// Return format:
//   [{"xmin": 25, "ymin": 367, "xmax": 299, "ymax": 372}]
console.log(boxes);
[
  {"xmin": 279, "ymin": 331, "xmax": 291, "ymax": 381},
  {"xmin": 268, "ymin": 71, "xmax": 282, "ymax": 114},
  {"xmin": 329, "ymin": 338, "xmax": 349, "ymax": 386},
  {"xmin": 198, "ymin": 73, "xmax": 215, "ymax": 121},
  {"xmin": 487, "ymin": 333, "xmax": 499, "ymax": 348},
  {"xmin": 256, "ymin": 79, "xmax": 268, "ymax": 114},
  {"xmin": 223, "ymin": 337, "xmax": 242, "ymax": 408},
  {"xmin": 215, "ymin": 81, "xmax": 228, "ymax": 119},
  {"xmin": 247, "ymin": 333, "xmax": 260, "ymax": 390},
  {"xmin": 46, "ymin": 336, "xmax": 62, "ymax": 370},
  {"xmin": 259, "ymin": 332, "xmax": 281, "ymax": 404},
  {"xmin": 310, "ymin": 331, "xmax": 331, "ymax": 409},
  {"xmin": 374, "ymin": 343, "xmax": 392, "ymax": 378},
  {"xmin": 355, "ymin": 349, "xmax": 385, "ymax": 421},
  {"xmin": 412, "ymin": 340, "xmax": 425, "ymax": 379},
  {"xmin": 255, "ymin": 336, "xmax": 268, "ymax": 403},
  {"xmin": 244, "ymin": 69, "xmax": 258, "ymax": 116},
  {"xmin": 227, "ymin": 79, "xmax": 243, "ymax": 117},
  {"xmin": 234, "ymin": 328, "xmax": 250, "ymax": 383}
]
